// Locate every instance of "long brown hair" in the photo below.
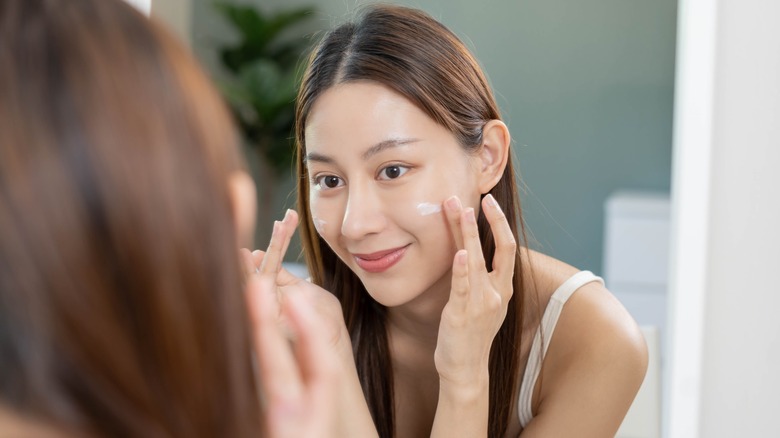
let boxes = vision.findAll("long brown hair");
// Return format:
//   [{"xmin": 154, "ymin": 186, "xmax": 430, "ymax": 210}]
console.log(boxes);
[
  {"xmin": 0, "ymin": 0, "xmax": 260, "ymax": 436},
  {"xmin": 295, "ymin": 5, "xmax": 526, "ymax": 437}
]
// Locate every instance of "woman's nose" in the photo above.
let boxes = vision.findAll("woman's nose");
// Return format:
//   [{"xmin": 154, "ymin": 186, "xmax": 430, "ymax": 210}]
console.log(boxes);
[{"xmin": 340, "ymin": 187, "xmax": 387, "ymax": 240}]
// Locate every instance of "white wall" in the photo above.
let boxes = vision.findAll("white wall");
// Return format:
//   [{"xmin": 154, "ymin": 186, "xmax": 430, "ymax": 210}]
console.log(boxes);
[{"xmin": 667, "ymin": 0, "xmax": 780, "ymax": 436}]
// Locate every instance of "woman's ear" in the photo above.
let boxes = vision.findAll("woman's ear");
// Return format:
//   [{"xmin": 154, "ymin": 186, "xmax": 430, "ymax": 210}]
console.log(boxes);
[
  {"xmin": 477, "ymin": 120, "xmax": 511, "ymax": 194},
  {"xmin": 228, "ymin": 171, "xmax": 257, "ymax": 248}
]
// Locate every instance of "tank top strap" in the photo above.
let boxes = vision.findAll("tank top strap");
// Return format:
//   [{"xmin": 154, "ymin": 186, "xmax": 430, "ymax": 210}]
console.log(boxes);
[{"xmin": 517, "ymin": 271, "xmax": 604, "ymax": 427}]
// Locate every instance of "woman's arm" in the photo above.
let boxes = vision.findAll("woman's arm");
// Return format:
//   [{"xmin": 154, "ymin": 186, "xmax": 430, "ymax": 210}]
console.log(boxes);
[
  {"xmin": 431, "ymin": 195, "xmax": 517, "ymax": 437},
  {"xmin": 519, "ymin": 283, "xmax": 648, "ymax": 437}
]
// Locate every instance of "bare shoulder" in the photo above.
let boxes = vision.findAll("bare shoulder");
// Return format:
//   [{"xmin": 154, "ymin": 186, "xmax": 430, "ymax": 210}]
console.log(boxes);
[
  {"xmin": 552, "ymin": 276, "xmax": 648, "ymax": 377},
  {"xmin": 519, "ymin": 250, "xmax": 648, "ymax": 437},
  {"xmin": 522, "ymin": 249, "xmax": 646, "ymax": 356}
]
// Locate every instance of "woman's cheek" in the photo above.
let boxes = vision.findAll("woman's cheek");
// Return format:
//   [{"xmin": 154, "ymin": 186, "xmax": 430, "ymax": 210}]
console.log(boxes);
[{"xmin": 308, "ymin": 194, "xmax": 336, "ymax": 239}]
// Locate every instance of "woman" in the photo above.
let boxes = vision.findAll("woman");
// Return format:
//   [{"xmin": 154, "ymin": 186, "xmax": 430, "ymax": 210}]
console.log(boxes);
[
  {"xmin": 264, "ymin": 5, "xmax": 647, "ymax": 437},
  {"xmin": 0, "ymin": 0, "xmax": 336, "ymax": 436}
]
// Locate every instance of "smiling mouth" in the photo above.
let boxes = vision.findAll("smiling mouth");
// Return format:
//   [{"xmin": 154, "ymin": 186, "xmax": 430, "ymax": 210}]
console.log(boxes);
[{"xmin": 352, "ymin": 245, "xmax": 410, "ymax": 273}]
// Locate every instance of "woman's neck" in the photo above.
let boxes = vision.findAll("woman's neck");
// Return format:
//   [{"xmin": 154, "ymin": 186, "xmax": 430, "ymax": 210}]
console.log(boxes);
[{"xmin": 386, "ymin": 270, "xmax": 452, "ymax": 359}]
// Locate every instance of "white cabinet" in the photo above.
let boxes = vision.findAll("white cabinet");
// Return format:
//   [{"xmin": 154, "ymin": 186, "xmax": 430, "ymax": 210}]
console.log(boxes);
[
  {"xmin": 604, "ymin": 191, "xmax": 671, "ymax": 332},
  {"xmin": 604, "ymin": 190, "xmax": 670, "ymax": 438}
]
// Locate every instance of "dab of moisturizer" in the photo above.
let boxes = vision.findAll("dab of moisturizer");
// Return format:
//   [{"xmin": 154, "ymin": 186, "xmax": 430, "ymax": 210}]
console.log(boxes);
[
  {"xmin": 416, "ymin": 202, "xmax": 442, "ymax": 216},
  {"xmin": 313, "ymin": 217, "xmax": 327, "ymax": 234}
]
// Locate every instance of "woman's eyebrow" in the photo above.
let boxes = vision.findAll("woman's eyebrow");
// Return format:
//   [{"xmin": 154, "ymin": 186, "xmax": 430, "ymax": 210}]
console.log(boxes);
[
  {"xmin": 305, "ymin": 138, "xmax": 420, "ymax": 164},
  {"xmin": 304, "ymin": 151, "xmax": 334, "ymax": 164},
  {"xmin": 362, "ymin": 138, "xmax": 420, "ymax": 160}
]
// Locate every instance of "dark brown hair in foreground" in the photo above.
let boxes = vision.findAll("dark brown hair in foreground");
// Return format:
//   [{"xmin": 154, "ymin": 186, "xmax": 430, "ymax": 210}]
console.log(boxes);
[{"xmin": 0, "ymin": 0, "xmax": 259, "ymax": 436}]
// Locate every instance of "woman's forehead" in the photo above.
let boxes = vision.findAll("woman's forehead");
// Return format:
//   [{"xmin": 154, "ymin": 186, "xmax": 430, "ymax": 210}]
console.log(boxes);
[{"xmin": 304, "ymin": 83, "xmax": 454, "ymax": 156}]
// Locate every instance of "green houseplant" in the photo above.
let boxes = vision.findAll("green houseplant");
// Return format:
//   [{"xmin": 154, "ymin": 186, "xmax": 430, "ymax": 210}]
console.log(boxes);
[{"xmin": 213, "ymin": 2, "xmax": 314, "ymax": 244}]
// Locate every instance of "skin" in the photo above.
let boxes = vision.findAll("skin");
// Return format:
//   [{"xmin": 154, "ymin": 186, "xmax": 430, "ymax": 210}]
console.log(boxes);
[
  {"xmin": 257, "ymin": 81, "xmax": 648, "ymax": 437},
  {"xmin": 304, "ymin": 81, "xmax": 484, "ymax": 310}
]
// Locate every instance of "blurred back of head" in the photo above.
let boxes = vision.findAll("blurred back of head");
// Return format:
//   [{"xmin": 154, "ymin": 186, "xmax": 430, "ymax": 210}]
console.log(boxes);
[{"xmin": 0, "ymin": 0, "xmax": 260, "ymax": 436}]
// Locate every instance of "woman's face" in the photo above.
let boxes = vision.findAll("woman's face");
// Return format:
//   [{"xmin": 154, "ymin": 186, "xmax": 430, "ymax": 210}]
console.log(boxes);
[{"xmin": 304, "ymin": 82, "xmax": 483, "ymax": 307}]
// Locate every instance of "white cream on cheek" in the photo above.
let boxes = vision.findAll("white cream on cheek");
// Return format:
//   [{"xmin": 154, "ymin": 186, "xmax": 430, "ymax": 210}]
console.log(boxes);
[
  {"xmin": 416, "ymin": 202, "xmax": 442, "ymax": 216},
  {"xmin": 312, "ymin": 216, "xmax": 327, "ymax": 235}
]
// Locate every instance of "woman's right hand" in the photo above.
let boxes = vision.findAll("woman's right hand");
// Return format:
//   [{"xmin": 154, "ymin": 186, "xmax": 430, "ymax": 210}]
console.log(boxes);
[
  {"xmin": 434, "ymin": 195, "xmax": 516, "ymax": 385},
  {"xmin": 430, "ymin": 194, "xmax": 517, "ymax": 438}
]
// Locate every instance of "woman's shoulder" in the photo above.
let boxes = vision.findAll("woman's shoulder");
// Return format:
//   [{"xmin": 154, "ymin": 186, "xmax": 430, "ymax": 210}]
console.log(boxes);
[
  {"xmin": 521, "ymin": 249, "xmax": 648, "ymax": 434},
  {"xmin": 522, "ymin": 249, "xmax": 646, "ymax": 359},
  {"xmin": 521, "ymin": 249, "xmax": 644, "ymax": 348}
]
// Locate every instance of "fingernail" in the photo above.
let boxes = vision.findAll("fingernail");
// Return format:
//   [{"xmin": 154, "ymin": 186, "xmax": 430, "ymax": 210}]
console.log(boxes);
[
  {"xmin": 446, "ymin": 196, "xmax": 461, "ymax": 212},
  {"xmin": 252, "ymin": 250, "xmax": 261, "ymax": 257},
  {"xmin": 283, "ymin": 209, "xmax": 292, "ymax": 222},
  {"xmin": 273, "ymin": 221, "xmax": 280, "ymax": 235},
  {"xmin": 486, "ymin": 194, "xmax": 498, "ymax": 208},
  {"xmin": 457, "ymin": 249, "xmax": 468, "ymax": 265},
  {"xmin": 465, "ymin": 208, "xmax": 476, "ymax": 223}
]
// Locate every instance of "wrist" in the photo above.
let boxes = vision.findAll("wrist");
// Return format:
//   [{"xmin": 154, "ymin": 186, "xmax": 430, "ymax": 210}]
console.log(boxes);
[
  {"xmin": 435, "ymin": 355, "xmax": 490, "ymax": 385},
  {"xmin": 334, "ymin": 327, "xmax": 355, "ymax": 363},
  {"xmin": 438, "ymin": 370, "xmax": 489, "ymax": 403}
]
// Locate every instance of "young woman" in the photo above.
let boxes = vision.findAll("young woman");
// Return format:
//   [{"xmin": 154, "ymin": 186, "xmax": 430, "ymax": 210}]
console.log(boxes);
[
  {"xmin": 263, "ymin": 5, "xmax": 648, "ymax": 438},
  {"xmin": 0, "ymin": 0, "xmax": 337, "ymax": 437}
]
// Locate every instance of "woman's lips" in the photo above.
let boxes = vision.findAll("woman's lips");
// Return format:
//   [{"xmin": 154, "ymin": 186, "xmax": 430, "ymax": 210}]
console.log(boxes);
[{"xmin": 352, "ymin": 245, "xmax": 409, "ymax": 273}]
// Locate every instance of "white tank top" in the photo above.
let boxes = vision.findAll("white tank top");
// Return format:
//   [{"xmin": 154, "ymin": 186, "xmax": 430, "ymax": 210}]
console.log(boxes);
[{"xmin": 517, "ymin": 270, "xmax": 604, "ymax": 427}]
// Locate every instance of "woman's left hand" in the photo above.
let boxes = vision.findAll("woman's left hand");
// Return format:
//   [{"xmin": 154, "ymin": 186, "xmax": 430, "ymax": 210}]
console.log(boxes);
[
  {"xmin": 434, "ymin": 194, "xmax": 517, "ymax": 386},
  {"xmin": 241, "ymin": 210, "xmax": 340, "ymax": 438},
  {"xmin": 241, "ymin": 210, "xmax": 380, "ymax": 438},
  {"xmin": 240, "ymin": 210, "xmax": 351, "ymax": 358}
]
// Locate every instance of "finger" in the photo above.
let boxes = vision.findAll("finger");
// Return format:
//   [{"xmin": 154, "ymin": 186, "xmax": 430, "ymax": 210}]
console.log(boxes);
[
  {"xmin": 278, "ymin": 209, "xmax": 299, "ymax": 267},
  {"xmin": 259, "ymin": 216, "xmax": 292, "ymax": 276},
  {"xmin": 444, "ymin": 196, "xmax": 465, "ymax": 250},
  {"xmin": 253, "ymin": 249, "xmax": 303, "ymax": 286},
  {"xmin": 239, "ymin": 248, "xmax": 257, "ymax": 277},
  {"xmin": 460, "ymin": 207, "xmax": 488, "ymax": 304},
  {"xmin": 246, "ymin": 277, "xmax": 304, "ymax": 409},
  {"xmin": 251, "ymin": 249, "xmax": 264, "ymax": 270},
  {"xmin": 447, "ymin": 249, "xmax": 470, "ymax": 313},
  {"xmin": 259, "ymin": 220, "xmax": 283, "ymax": 276},
  {"xmin": 481, "ymin": 194, "xmax": 517, "ymax": 295}
]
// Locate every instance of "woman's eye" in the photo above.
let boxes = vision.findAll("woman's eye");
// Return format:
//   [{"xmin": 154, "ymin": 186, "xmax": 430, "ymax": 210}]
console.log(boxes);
[
  {"xmin": 378, "ymin": 165, "xmax": 410, "ymax": 180},
  {"xmin": 313, "ymin": 175, "xmax": 344, "ymax": 190}
]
